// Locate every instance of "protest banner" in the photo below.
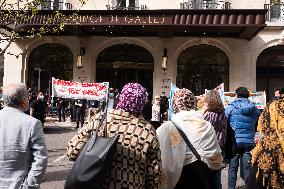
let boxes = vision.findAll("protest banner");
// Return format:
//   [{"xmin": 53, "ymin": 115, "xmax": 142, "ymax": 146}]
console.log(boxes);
[
  {"xmin": 249, "ymin": 91, "xmax": 266, "ymax": 109},
  {"xmin": 215, "ymin": 83, "xmax": 225, "ymax": 104},
  {"xmin": 168, "ymin": 83, "xmax": 179, "ymax": 121},
  {"xmin": 224, "ymin": 91, "xmax": 266, "ymax": 109},
  {"xmin": 224, "ymin": 92, "xmax": 236, "ymax": 106},
  {"xmin": 52, "ymin": 77, "xmax": 109, "ymax": 100}
]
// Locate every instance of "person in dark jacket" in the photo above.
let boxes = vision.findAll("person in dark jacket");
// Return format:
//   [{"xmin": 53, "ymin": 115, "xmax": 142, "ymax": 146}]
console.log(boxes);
[
  {"xmin": 142, "ymin": 94, "xmax": 152, "ymax": 122},
  {"xmin": 160, "ymin": 92, "xmax": 169, "ymax": 122},
  {"xmin": 58, "ymin": 97, "xmax": 66, "ymax": 122},
  {"xmin": 69, "ymin": 99, "xmax": 76, "ymax": 122},
  {"xmin": 30, "ymin": 92, "xmax": 48, "ymax": 125},
  {"xmin": 75, "ymin": 99, "xmax": 87, "ymax": 130},
  {"xmin": 272, "ymin": 87, "xmax": 281, "ymax": 101},
  {"xmin": 225, "ymin": 87, "xmax": 260, "ymax": 189}
]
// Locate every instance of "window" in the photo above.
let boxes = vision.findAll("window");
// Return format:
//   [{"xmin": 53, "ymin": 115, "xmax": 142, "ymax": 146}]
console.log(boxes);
[
  {"xmin": 39, "ymin": 0, "xmax": 64, "ymax": 10},
  {"xmin": 195, "ymin": 0, "xmax": 218, "ymax": 9},
  {"xmin": 270, "ymin": 0, "xmax": 283, "ymax": 22},
  {"xmin": 115, "ymin": 0, "xmax": 139, "ymax": 9},
  {"xmin": 181, "ymin": 0, "xmax": 228, "ymax": 9}
]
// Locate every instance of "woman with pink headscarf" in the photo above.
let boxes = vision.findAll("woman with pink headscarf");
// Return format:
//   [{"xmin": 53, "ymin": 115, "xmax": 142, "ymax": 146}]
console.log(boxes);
[{"xmin": 96, "ymin": 83, "xmax": 162, "ymax": 189}]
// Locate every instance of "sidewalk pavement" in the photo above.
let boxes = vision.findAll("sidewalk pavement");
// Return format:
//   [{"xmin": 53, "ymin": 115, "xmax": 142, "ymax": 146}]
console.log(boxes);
[
  {"xmin": 44, "ymin": 116, "xmax": 77, "ymax": 128},
  {"xmin": 42, "ymin": 116, "xmax": 245, "ymax": 189}
]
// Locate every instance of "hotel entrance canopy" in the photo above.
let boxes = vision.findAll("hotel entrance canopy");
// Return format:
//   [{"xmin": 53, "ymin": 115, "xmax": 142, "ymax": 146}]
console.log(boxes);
[{"xmin": 15, "ymin": 9, "xmax": 267, "ymax": 40}]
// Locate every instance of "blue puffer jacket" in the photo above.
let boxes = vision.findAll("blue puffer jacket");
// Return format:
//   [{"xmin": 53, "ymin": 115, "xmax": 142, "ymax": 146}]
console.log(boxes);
[{"xmin": 225, "ymin": 98, "xmax": 260, "ymax": 145}]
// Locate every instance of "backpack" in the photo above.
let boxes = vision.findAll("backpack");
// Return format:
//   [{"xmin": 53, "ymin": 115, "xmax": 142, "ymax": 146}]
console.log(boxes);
[
  {"xmin": 224, "ymin": 123, "xmax": 237, "ymax": 160},
  {"xmin": 224, "ymin": 106, "xmax": 237, "ymax": 160}
]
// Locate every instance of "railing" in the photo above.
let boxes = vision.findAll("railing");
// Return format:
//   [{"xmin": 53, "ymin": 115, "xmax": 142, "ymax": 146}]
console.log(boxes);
[
  {"xmin": 106, "ymin": 4, "xmax": 148, "ymax": 10},
  {"xmin": 264, "ymin": 3, "xmax": 284, "ymax": 22},
  {"xmin": 180, "ymin": 0, "xmax": 231, "ymax": 10},
  {"xmin": 38, "ymin": 0, "xmax": 73, "ymax": 10}
]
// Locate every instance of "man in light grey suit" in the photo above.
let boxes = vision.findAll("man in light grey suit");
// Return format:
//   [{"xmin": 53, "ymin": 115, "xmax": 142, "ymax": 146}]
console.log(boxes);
[{"xmin": 0, "ymin": 83, "xmax": 48, "ymax": 189}]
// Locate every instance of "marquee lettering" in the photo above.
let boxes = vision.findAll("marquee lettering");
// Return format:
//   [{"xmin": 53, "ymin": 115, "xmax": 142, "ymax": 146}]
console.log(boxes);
[{"xmin": 63, "ymin": 14, "xmax": 167, "ymax": 25}]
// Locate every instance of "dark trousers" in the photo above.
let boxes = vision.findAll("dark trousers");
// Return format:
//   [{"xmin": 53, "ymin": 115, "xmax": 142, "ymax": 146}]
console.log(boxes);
[
  {"xmin": 69, "ymin": 107, "xmax": 75, "ymax": 122},
  {"xmin": 76, "ymin": 108, "xmax": 85, "ymax": 129},
  {"xmin": 175, "ymin": 160, "xmax": 217, "ymax": 189},
  {"xmin": 58, "ymin": 107, "xmax": 65, "ymax": 122},
  {"xmin": 228, "ymin": 143, "xmax": 254, "ymax": 189}
]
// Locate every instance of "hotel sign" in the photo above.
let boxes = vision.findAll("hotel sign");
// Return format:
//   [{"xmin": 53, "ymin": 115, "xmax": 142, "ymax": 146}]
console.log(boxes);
[
  {"xmin": 14, "ymin": 9, "xmax": 267, "ymax": 39},
  {"xmin": 64, "ymin": 14, "xmax": 172, "ymax": 25}
]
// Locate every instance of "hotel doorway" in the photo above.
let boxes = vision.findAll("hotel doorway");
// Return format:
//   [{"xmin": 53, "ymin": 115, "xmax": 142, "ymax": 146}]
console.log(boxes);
[
  {"xmin": 96, "ymin": 44, "xmax": 154, "ymax": 94},
  {"xmin": 177, "ymin": 44, "xmax": 229, "ymax": 95},
  {"xmin": 256, "ymin": 45, "xmax": 284, "ymax": 101},
  {"xmin": 27, "ymin": 43, "xmax": 73, "ymax": 93}
]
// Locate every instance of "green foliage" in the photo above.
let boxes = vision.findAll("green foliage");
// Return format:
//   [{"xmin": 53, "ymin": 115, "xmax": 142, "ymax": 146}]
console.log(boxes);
[
  {"xmin": 271, "ymin": 0, "xmax": 281, "ymax": 5},
  {"xmin": 0, "ymin": 0, "xmax": 88, "ymax": 55}
]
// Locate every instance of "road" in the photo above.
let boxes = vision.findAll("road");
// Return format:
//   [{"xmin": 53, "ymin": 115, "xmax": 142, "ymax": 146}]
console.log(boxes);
[
  {"xmin": 41, "ymin": 118, "xmax": 245, "ymax": 189},
  {"xmin": 40, "ymin": 119, "xmax": 75, "ymax": 189}
]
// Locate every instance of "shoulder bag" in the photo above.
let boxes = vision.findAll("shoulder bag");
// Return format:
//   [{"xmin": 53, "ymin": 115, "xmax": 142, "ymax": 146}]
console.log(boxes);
[
  {"xmin": 64, "ymin": 112, "xmax": 120, "ymax": 189},
  {"xmin": 172, "ymin": 122, "xmax": 217, "ymax": 189},
  {"xmin": 66, "ymin": 113, "xmax": 102, "ymax": 161}
]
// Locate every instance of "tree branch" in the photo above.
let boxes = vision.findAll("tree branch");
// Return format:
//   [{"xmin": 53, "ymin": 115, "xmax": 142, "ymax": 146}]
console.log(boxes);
[{"xmin": 0, "ymin": 32, "xmax": 14, "ymax": 55}]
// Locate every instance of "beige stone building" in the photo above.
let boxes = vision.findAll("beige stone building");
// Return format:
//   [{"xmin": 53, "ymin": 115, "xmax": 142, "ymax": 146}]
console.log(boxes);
[{"xmin": 1, "ymin": 0, "xmax": 284, "ymax": 100}]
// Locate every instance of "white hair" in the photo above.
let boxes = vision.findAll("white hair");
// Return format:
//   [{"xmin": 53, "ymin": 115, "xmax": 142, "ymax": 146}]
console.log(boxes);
[{"xmin": 2, "ymin": 83, "xmax": 28, "ymax": 108}]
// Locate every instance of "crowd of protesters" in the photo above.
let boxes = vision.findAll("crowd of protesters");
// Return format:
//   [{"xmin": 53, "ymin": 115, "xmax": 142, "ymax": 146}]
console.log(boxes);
[
  {"xmin": 0, "ymin": 82, "xmax": 284, "ymax": 189},
  {"xmin": 18, "ymin": 88, "xmax": 118, "ymax": 129}
]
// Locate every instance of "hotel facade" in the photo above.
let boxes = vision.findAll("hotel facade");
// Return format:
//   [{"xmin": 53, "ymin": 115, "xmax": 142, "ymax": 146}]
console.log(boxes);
[{"xmin": 1, "ymin": 0, "xmax": 284, "ymax": 99}]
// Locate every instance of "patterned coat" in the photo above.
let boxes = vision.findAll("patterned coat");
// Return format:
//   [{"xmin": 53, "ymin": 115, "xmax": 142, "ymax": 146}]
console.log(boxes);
[
  {"xmin": 98, "ymin": 109, "xmax": 161, "ymax": 189},
  {"xmin": 250, "ymin": 100, "xmax": 284, "ymax": 189}
]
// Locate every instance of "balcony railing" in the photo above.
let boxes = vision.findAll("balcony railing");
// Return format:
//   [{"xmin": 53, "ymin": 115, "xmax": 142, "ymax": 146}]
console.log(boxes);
[
  {"xmin": 264, "ymin": 3, "xmax": 284, "ymax": 22},
  {"xmin": 106, "ymin": 4, "xmax": 148, "ymax": 10},
  {"xmin": 38, "ymin": 0, "xmax": 73, "ymax": 10},
  {"xmin": 180, "ymin": 0, "xmax": 231, "ymax": 10}
]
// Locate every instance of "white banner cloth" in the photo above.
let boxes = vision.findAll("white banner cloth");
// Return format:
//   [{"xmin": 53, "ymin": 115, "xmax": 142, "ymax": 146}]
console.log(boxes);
[{"xmin": 52, "ymin": 77, "xmax": 108, "ymax": 100}]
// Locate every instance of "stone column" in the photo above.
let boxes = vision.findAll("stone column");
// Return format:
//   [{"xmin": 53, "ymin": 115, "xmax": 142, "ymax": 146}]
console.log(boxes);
[
  {"xmin": 3, "ymin": 41, "xmax": 24, "ymax": 86},
  {"xmin": 229, "ymin": 52, "xmax": 255, "ymax": 91}
]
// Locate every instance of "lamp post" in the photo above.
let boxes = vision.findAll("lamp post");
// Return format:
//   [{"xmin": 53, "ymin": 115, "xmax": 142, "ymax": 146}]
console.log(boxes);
[
  {"xmin": 77, "ymin": 47, "xmax": 85, "ymax": 68},
  {"xmin": 161, "ymin": 48, "xmax": 168, "ymax": 95},
  {"xmin": 161, "ymin": 48, "xmax": 168, "ymax": 71}
]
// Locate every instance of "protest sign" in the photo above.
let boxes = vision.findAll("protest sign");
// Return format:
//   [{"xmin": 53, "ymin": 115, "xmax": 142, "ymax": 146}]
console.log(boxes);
[
  {"xmin": 249, "ymin": 91, "xmax": 266, "ymax": 109},
  {"xmin": 52, "ymin": 77, "xmax": 108, "ymax": 100},
  {"xmin": 215, "ymin": 83, "xmax": 225, "ymax": 104},
  {"xmin": 224, "ymin": 91, "xmax": 266, "ymax": 109},
  {"xmin": 224, "ymin": 92, "xmax": 236, "ymax": 106},
  {"xmin": 168, "ymin": 83, "xmax": 179, "ymax": 121}
]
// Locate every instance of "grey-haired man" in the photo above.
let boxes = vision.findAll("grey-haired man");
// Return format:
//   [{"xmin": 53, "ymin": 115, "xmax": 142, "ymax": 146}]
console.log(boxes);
[{"xmin": 0, "ymin": 83, "xmax": 48, "ymax": 189}]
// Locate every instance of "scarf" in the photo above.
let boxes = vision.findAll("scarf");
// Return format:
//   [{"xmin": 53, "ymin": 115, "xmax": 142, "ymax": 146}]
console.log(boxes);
[
  {"xmin": 172, "ymin": 88, "xmax": 196, "ymax": 114},
  {"xmin": 116, "ymin": 83, "xmax": 147, "ymax": 115},
  {"xmin": 251, "ymin": 100, "xmax": 284, "ymax": 189},
  {"xmin": 157, "ymin": 110, "xmax": 222, "ymax": 189}
]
